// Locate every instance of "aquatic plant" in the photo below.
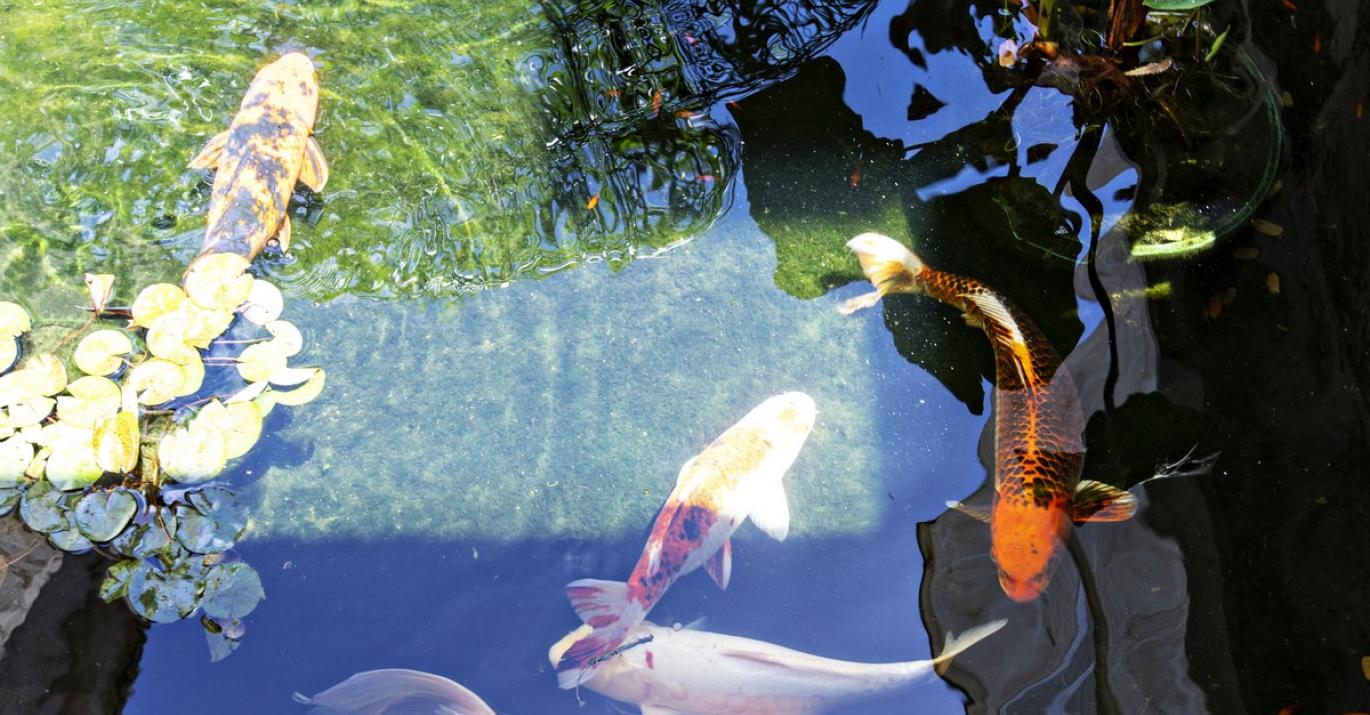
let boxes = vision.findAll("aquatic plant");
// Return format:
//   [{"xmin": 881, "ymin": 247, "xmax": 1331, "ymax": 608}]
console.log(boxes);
[{"xmin": 0, "ymin": 262, "xmax": 323, "ymax": 660}]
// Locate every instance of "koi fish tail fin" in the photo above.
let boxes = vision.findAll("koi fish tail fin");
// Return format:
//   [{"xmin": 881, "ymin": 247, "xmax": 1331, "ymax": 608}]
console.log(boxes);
[
  {"xmin": 292, "ymin": 668, "xmax": 495, "ymax": 714},
  {"xmin": 840, "ymin": 233, "xmax": 927, "ymax": 315},
  {"xmin": 932, "ymin": 619, "xmax": 1008, "ymax": 676},
  {"xmin": 556, "ymin": 579, "xmax": 644, "ymax": 689}
]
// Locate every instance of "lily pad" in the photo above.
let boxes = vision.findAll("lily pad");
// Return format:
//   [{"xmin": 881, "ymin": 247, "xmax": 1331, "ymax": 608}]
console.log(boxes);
[
  {"xmin": 57, "ymin": 376, "xmax": 121, "ymax": 428},
  {"xmin": 272, "ymin": 368, "xmax": 326, "ymax": 407},
  {"xmin": 73, "ymin": 330, "xmax": 134, "ymax": 376},
  {"xmin": 200, "ymin": 562, "xmax": 264, "ymax": 620},
  {"xmin": 236, "ymin": 342, "xmax": 287, "ymax": 383},
  {"xmin": 159, "ymin": 425, "xmax": 228, "ymax": 484},
  {"xmin": 179, "ymin": 303, "xmax": 234, "ymax": 349},
  {"xmin": 264, "ymin": 320, "xmax": 302, "ymax": 357},
  {"xmin": 42, "ymin": 423, "xmax": 103, "ymax": 490},
  {"xmin": 145, "ymin": 311, "xmax": 199, "ymax": 364},
  {"xmin": 20, "ymin": 480, "xmax": 68, "ymax": 533},
  {"xmin": 94, "ymin": 411, "xmax": 140, "ymax": 473},
  {"xmin": 0, "ymin": 487, "xmax": 20, "ymax": 517},
  {"xmin": 101, "ymin": 558, "xmax": 140, "ymax": 603},
  {"xmin": 110, "ymin": 508, "xmax": 178, "ymax": 560},
  {"xmin": 131, "ymin": 283, "xmax": 186, "ymax": 327},
  {"xmin": 127, "ymin": 359, "xmax": 184, "ymax": 405},
  {"xmin": 176, "ymin": 355, "xmax": 206, "ymax": 397},
  {"xmin": 241, "ymin": 279, "xmax": 283, "ymax": 325},
  {"xmin": 203, "ymin": 616, "xmax": 244, "ymax": 662},
  {"xmin": 0, "ymin": 438, "xmax": 33, "ymax": 486},
  {"xmin": 74, "ymin": 488, "xmax": 139, "ymax": 541},
  {"xmin": 176, "ymin": 487, "xmax": 248, "ymax": 554},
  {"xmin": 184, "ymin": 253, "xmax": 253, "ymax": 311},
  {"xmin": 5, "ymin": 396, "xmax": 55, "ymax": 429},
  {"xmin": 49, "ymin": 526, "xmax": 95, "ymax": 554},
  {"xmin": 0, "ymin": 302, "xmax": 30, "ymax": 339},
  {"xmin": 127, "ymin": 562, "xmax": 200, "ymax": 623},
  {"xmin": 1142, "ymin": 0, "xmax": 1215, "ymax": 9},
  {"xmin": 196, "ymin": 400, "xmax": 262, "ymax": 459},
  {"xmin": 22, "ymin": 354, "xmax": 67, "ymax": 397}
]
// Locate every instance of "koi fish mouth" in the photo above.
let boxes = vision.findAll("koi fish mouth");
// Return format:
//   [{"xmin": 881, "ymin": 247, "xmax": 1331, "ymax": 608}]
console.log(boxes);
[{"xmin": 997, "ymin": 568, "xmax": 1052, "ymax": 602}]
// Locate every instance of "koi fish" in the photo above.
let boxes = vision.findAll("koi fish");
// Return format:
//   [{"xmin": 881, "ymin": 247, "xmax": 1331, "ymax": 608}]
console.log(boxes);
[
  {"xmin": 189, "ymin": 52, "xmax": 329, "ymax": 262},
  {"xmin": 557, "ymin": 392, "xmax": 817, "ymax": 688},
  {"xmin": 839, "ymin": 233, "xmax": 1135, "ymax": 602},
  {"xmin": 548, "ymin": 618, "xmax": 1007, "ymax": 714},
  {"xmin": 291, "ymin": 668, "xmax": 495, "ymax": 714}
]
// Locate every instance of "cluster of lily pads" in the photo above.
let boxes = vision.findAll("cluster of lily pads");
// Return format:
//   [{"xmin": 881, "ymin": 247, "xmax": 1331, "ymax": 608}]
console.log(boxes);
[{"xmin": 0, "ymin": 253, "xmax": 324, "ymax": 660}]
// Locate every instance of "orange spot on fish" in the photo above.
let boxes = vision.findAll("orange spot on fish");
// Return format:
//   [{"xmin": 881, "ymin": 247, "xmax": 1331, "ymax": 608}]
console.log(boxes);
[
  {"xmin": 1280, "ymin": 0, "xmax": 1297, "ymax": 10},
  {"xmin": 587, "ymin": 193, "xmax": 600, "ymax": 210},
  {"xmin": 652, "ymin": 90, "xmax": 663, "ymax": 114}
]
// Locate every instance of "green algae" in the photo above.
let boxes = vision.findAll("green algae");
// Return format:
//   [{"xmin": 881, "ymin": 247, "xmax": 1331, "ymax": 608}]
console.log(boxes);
[{"xmin": 247, "ymin": 216, "xmax": 892, "ymax": 541}]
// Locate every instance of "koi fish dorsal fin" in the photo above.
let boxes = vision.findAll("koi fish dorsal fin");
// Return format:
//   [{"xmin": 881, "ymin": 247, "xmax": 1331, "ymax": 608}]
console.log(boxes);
[
  {"xmin": 300, "ymin": 136, "xmax": 330, "ymax": 192},
  {"xmin": 188, "ymin": 130, "xmax": 229, "ymax": 170},
  {"xmin": 705, "ymin": 538, "xmax": 732, "ymax": 590},
  {"xmin": 1072, "ymin": 480, "xmax": 1138, "ymax": 523},
  {"xmin": 292, "ymin": 668, "xmax": 496, "ymax": 715},
  {"xmin": 748, "ymin": 477, "xmax": 791, "ymax": 541}
]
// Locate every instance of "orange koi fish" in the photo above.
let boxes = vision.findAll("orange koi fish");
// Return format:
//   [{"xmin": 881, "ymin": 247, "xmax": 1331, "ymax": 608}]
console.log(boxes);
[
  {"xmin": 840, "ymin": 233, "xmax": 1135, "ymax": 602},
  {"xmin": 189, "ymin": 52, "xmax": 329, "ymax": 262},
  {"xmin": 556, "ymin": 392, "xmax": 817, "ymax": 688}
]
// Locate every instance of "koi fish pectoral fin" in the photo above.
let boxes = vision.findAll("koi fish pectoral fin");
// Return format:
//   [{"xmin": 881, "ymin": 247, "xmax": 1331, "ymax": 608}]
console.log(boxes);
[
  {"xmin": 747, "ymin": 478, "xmax": 791, "ymax": 541},
  {"xmin": 299, "ymin": 136, "xmax": 330, "ymax": 192},
  {"xmin": 705, "ymin": 538, "xmax": 732, "ymax": 590},
  {"xmin": 1071, "ymin": 480, "xmax": 1138, "ymax": 523},
  {"xmin": 934, "ymin": 618, "xmax": 1008, "ymax": 675},
  {"xmin": 292, "ymin": 668, "xmax": 496, "ymax": 715},
  {"xmin": 271, "ymin": 215, "xmax": 293, "ymax": 254},
  {"xmin": 187, "ymin": 130, "xmax": 229, "ymax": 170},
  {"xmin": 838, "ymin": 289, "xmax": 884, "ymax": 315},
  {"xmin": 946, "ymin": 499, "xmax": 991, "ymax": 523}
]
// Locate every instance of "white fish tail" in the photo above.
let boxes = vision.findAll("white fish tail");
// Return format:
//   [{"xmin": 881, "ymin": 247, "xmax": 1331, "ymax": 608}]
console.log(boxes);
[
  {"xmin": 557, "ymin": 579, "xmax": 644, "ymax": 689},
  {"xmin": 292, "ymin": 668, "xmax": 495, "ymax": 714},
  {"xmin": 933, "ymin": 618, "xmax": 1007, "ymax": 675},
  {"xmin": 840, "ymin": 232, "xmax": 926, "ymax": 314}
]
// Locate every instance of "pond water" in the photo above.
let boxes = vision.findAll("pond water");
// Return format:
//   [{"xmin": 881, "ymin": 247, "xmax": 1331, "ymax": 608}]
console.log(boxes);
[{"xmin": 2, "ymin": 0, "xmax": 1368, "ymax": 713}]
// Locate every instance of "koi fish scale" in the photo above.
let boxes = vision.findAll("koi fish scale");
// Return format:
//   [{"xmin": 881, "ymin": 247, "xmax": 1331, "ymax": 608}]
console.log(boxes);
[
  {"xmin": 558, "ymin": 393, "xmax": 815, "ymax": 688},
  {"xmin": 842, "ymin": 234, "xmax": 1129, "ymax": 602},
  {"xmin": 189, "ymin": 52, "xmax": 329, "ymax": 263}
]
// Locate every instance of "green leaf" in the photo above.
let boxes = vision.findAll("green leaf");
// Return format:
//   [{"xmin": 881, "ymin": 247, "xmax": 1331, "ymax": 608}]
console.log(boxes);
[
  {"xmin": 75, "ymin": 488, "xmax": 139, "ymax": 542},
  {"xmin": 110, "ymin": 508, "xmax": 178, "ymax": 560},
  {"xmin": 1142, "ymin": 0, "xmax": 1216, "ymax": 9},
  {"xmin": 0, "ymin": 487, "xmax": 20, "ymax": 517},
  {"xmin": 0, "ymin": 303, "xmax": 31, "ymax": 340},
  {"xmin": 20, "ymin": 480, "xmax": 69, "ymax": 533},
  {"xmin": 100, "ymin": 559, "xmax": 140, "ymax": 603},
  {"xmin": 200, "ymin": 562, "xmax": 264, "ymax": 620},
  {"xmin": 48, "ymin": 526, "xmax": 94, "ymax": 554},
  {"xmin": 175, "ymin": 487, "xmax": 247, "ymax": 553},
  {"xmin": 0, "ymin": 438, "xmax": 33, "ymax": 486},
  {"xmin": 203, "ymin": 616, "xmax": 244, "ymax": 662},
  {"xmin": 126, "ymin": 562, "xmax": 201, "ymax": 623},
  {"xmin": 1205, "ymin": 26, "xmax": 1230, "ymax": 63}
]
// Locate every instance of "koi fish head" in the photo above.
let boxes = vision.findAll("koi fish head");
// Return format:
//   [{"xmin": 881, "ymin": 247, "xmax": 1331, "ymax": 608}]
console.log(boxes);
[
  {"xmin": 753, "ymin": 391, "xmax": 817, "ymax": 444},
  {"xmin": 250, "ymin": 52, "xmax": 320, "ymax": 126},
  {"xmin": 990, "ymin": 497, "xmax": 1072, "ymax": 602}
]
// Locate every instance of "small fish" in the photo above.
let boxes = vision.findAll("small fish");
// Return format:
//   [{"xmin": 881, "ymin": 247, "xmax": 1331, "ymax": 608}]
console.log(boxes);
[
  {"xmin": 651, "ymin": 89, "xmax": 663, "ymax": 114},
  {"xmin": 291, "ymin": 668, "xmax": 494, "ymax": 714},
  {"xmin": 587, "ymin": 193, "xmax": 601, "ymax": 210},
  {"xmin": 557, "ymin": 392, "xmax": 817, "ymax": 687},
  {"xmin": 548, "ymin": 618, "xmax": 1007, "ymax": 714},
  {"xmin": 849, "ymin": 158, "xmax": 863, "ymax": 189},
  {"xmin": 189, "ymin": 52, "xmax": 329, "ymax": 263},
  {"xmin": 840, "ymin": 234, "xmax": 1135, "ymax": 602}
]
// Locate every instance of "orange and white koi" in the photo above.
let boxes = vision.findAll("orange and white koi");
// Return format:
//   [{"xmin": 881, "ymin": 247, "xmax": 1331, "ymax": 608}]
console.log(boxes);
[
  {"xmin": 840, "ymin": 233, "xmax": 1136, "ymax": 602},
  {"xmin": 556, "ymin": 392, "xmax": 817, "ymax": 688},
  {"xmin": 548, "ymin": 618, "xmax": 1005, "ymax": 715},
  {"xmin": 189, "ymin": 52, "xmax": 329, "ymax": 263}
]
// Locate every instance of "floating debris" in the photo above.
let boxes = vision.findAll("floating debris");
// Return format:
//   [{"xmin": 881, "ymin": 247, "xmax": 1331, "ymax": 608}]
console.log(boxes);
[
  {"xmin": 1252, "ymin": 218, "xmax": 1284, "ymax": 236},
  {"xmin": 1233, "ymin": 247, "xmax": 1259, "ymax": 259},
  {"xmin": 1267, "ymin": 272, "xmax": 1281, "ymax": 294}
]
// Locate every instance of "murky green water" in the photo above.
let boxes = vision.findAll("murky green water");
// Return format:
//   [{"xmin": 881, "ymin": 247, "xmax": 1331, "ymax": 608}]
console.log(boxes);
[{"xmin": 3, "ymin": 0, "xmax": 1369, "ymax": 713}]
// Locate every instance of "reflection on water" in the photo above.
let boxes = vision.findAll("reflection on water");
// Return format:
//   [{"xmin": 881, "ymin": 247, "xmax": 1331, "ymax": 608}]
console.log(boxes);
[{"xmin": 2, "ymin": 0, "xmax": 1370, "ymax": 712}]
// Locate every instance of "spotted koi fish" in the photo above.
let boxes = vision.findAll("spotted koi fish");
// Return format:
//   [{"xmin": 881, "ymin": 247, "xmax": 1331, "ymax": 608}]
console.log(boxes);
[
  {"xmin": 188, "ymin": 52, "xmax": 328, "ymax": 263},
  {"xmin": 840, "ymin": 233, "xmax": 1135, "ymax": 602},
  {"xmin": 557, "ymin": 392, "xmax": 817, "ymax": 688}
]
